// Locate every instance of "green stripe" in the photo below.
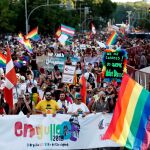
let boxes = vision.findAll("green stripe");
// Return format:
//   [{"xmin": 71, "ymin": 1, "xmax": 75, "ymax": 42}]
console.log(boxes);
[
  {"xmin": 0, "ymin": 60, "xmax": 6, "ymax": 64},
  {"xmin": 125, "ymin": 88, "xmax": 149, "ymax": 149}
]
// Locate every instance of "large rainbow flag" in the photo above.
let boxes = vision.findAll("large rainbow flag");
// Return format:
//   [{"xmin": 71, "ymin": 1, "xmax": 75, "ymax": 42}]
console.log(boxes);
[
  {"xmin": 0, "ymin": 52, "xmax": 6, "ymax": 68},
  {"xmin": 25, "ymin": 27, "xmax": 40, "ymax": 41},
  {"xmin": 106, "ymin": 31, "xmax": 118, "ymax": 46},
  {"xmin": 102, "ymin": 73, "xmax": 150, "ymax": 149}
]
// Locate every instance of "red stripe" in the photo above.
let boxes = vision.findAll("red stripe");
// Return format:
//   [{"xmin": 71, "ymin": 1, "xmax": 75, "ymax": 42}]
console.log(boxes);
[
  {"xmin": 80, "ymin": 75, "xmax": 86, "ymax": 104},
  {"xmin": 5, "ymin": 68, "xmax": 17, "ymax": 85},
  {"xmin": 102, "ymin": 73, "xmax": 130, "ymax": 139},
  {"xmin": 4, "ymin": 88, "xmax": 13, "ymax": 108}
]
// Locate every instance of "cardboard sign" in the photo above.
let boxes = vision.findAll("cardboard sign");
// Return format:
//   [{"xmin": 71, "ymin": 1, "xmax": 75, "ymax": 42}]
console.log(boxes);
[
  {"xmin": 63, "ymin": 65, "xmax": 76, "ymax": 75},
  {"xmin": 62, "ymin": 74, "xmax": 74, "ymax": 84}
]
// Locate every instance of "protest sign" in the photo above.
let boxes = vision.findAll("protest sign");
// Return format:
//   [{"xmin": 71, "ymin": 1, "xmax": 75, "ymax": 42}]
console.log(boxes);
[
  {"xmin": 62, "ymin": 65, "xmax": 76, "ymax": 84},
  {"xmin": 0, "ymin": 113, "xmax": 119, "ymax": 150},
  {"xmin": 63, "ymin": 65, "xmax": 76, "ymax": 75},
  {"xmin": 102, "ymin": 49, "xmax": 128, "ymax": 82},
  {"xmin": 62, "ymin": 74, "xmax": 74, "ymax": 84}
]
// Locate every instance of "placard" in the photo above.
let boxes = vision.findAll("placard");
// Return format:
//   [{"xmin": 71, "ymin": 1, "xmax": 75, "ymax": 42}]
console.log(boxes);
[
  {"xmin": 63, "ymin": 65, "xmax": 76, "ymax": 75},
  {"xmin": 62, "ymin": 74, "xmax": 74, "ymax": 84},
  {"xmin": 102, "ymin": 49, "xmax": 128, "ymax": 82}
]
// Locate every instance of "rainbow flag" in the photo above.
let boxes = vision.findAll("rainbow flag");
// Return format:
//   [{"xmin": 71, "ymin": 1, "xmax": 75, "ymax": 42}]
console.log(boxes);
[
  {"xmin": 0, "ymin": 52, "xmax": 6, "ymax": 68},
  {"xmin": 24, "ymin": 38, "xmax": 33, "ymax": 53},
  {"xmin": 17, "ymin": 33, "xmax": 24, "ymax": 44},
  {"xmin": 106, "ymin": 31, "xmax": 118, "ymax": 46},
  {"xmin": 17, "ymin": 33, "xmax": 33, "ymax": 53},
  {"xmin": 25, "ymin": 27, "xmax": 40, "ymax": 41},
  {"xmin": 79, "ymin": 75, "xmax": 87, "ymax": 104},
  {"xmin": 102, "ymin": 73, "xmax": 150, "ymax": 150}
]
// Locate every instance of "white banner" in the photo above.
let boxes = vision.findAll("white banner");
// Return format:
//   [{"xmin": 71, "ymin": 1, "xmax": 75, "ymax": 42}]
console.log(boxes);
[
  {"xmin": 0, "ymin": 113, "xmax": 119, "ymax": 150},
  {"xmin": 84, "ymin": 56, "xmax": 102, "ymax": 66}
]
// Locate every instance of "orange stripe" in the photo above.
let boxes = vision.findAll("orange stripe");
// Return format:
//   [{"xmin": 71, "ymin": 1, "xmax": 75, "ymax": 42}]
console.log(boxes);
[
  {"xmin": 111, "ymin": 78, "xmax": 136, "ymax": 141},
  {"xmin": 106, "ymin": 31, "xmax": 115, "ymax": 45}
]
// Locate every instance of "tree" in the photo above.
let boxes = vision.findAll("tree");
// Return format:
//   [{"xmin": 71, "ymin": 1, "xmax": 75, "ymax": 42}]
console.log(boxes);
[{"xmin": 0, "ymin": 0, "xmax": 17, "ymax": 33}]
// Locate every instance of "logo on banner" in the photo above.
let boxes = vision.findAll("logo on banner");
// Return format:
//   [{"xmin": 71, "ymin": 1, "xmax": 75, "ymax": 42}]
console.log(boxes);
[
  {"xmin": 98, "ymin": 119, "xmax": 104, "ymax": 129},
  {"xmin": 14, "ymin": 116, "xmax": 80, "ymax": 142}
]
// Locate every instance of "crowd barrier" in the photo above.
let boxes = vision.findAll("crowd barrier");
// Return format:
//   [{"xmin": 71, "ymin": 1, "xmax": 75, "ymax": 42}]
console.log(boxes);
[{"xmin": 127, "ymin": 65, "xmax": 150, "ymax": 90}]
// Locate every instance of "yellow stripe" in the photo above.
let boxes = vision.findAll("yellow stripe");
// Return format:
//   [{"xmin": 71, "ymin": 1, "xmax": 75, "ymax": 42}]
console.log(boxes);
[{"xmin": 112, "ymin": 83, "xmax": 142, "ymax": 145}]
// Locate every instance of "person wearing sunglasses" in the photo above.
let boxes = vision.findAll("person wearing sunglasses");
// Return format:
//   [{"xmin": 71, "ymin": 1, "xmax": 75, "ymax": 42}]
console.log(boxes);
[{"xmin": 35, "ymin": 91, "xmax": 59, "ymax": 116}]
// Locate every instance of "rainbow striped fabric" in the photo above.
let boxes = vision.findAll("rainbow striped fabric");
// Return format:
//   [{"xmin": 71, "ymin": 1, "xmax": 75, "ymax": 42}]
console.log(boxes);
[
  {"xmin": 61, "ymin": 24, "xmax": 75, "ymax": 37},
  {"xmin": 106, "ymin": 31, "xmax": 118, "ymax": 46},
  {"xmin": 25, "ymin": 27, "xmax": 40, "ymax": 41},
  {"xmin": 79, "ymin": 75, "xmax": 87, "ymax": 104},
  {"xmin": 0, "ymin": 52, "xmax": 6, "ymax": 68},
  {"xmin": 102, "ymin": 73, "xmax": 150, "ymax": 150},
  {"xmin": 17, "ymin": 33, "xmax": 33, "ymax": 53},
  {"xmin": 24, "ymin": 38, "xmax": 33, "ymax": 53}
]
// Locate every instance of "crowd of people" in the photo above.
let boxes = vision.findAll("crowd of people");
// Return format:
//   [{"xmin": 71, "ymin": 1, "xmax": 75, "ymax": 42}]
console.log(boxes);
[{"xmin": 0, "ymin": 31, "xmax": 150, "ymax": 117}]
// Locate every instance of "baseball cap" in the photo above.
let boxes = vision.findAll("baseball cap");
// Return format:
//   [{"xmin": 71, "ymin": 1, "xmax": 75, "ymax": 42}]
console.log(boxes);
[{"xmin": 75, "ymin": 93, "xmax": 82, "ymax": 99}]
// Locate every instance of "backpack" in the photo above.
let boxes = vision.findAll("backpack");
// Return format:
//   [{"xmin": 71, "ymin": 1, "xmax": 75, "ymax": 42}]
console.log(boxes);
[{"xmin": 87, "ymin": 73, "xmax": 95, "ymax": 88}]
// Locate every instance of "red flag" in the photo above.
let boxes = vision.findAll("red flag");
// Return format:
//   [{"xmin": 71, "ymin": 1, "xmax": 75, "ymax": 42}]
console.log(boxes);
[
  {"xmin": 79, "ymin": 75, "xmax": 87, "ymax": 104},
  {"xmin": 4, "ymin": 47, "xmax": 17, "ymax": 108}
]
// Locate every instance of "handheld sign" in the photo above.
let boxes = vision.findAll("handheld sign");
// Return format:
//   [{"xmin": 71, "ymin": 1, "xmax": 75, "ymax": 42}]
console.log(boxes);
[{"xmin": 102, "ymin": 48, "xmax": 128, "ymax": 82}]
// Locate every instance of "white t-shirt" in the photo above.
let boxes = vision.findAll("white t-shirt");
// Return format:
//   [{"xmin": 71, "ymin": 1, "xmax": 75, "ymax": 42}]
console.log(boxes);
[
  {"xmin": 67, "ymin": 103, "xmax": 89, "ymax": 113},
  {"xmin": 57, "ymin": 100, "xmax": 71, "ymax": 109}
]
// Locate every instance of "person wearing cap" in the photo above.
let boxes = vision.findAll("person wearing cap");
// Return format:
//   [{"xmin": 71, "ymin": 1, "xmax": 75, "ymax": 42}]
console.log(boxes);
[{"xmin": 67, "ymin": 93, "xmax": 90, "ymax": 117}]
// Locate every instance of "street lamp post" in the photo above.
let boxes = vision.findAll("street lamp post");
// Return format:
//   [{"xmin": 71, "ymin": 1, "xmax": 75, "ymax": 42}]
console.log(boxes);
[
  {"xmin": 25, "ymin": 0, "xmax": 65, "ymax": 34},
  {"xmin": 127, "ymin": 11, "xmax": 132, "ymax": 26},
  {"xmin": 25, "ymin": 0, "xmax": 28, "ymax": 34}
]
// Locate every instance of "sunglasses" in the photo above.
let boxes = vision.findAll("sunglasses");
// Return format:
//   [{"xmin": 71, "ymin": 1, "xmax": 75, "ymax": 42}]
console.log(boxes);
[
  {"xmin": 45, "ymin": 94, "xmax": 51, "ymax": 96},
  {"xmin": 77, "ymin": 98, "xmax": 82, "ymax": 100},
  {"xmin": 25, "ymin": 94, "xmax": 30, "ymax": 96}
]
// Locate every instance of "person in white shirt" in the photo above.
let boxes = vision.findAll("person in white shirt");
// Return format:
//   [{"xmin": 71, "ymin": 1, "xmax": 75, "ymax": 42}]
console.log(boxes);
[
  {"xmin": 67, "ymin": 93, "xmax": 90, "ymax": 117},
  {"xmin": 26, "ymin": 74, "xmax": 37, "ymax": 93},
  {"xmin": 57, "ymin": 92, "xmax": 71, "ymax": 114}
]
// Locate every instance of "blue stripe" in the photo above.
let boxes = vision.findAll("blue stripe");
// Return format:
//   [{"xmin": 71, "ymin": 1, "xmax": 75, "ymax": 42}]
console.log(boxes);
[{"xmin": 133, "ymin": 93, "xmax": 150, "ymax": 149}]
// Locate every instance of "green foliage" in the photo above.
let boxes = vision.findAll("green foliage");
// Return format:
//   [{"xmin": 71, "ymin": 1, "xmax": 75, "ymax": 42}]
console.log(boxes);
[
  {"xmin": 0, "ymin": 0, "xmax": 17, "ymax": 33},
  {"xmin": 113, "ymin": 2, "xmax": 150, "ymax": 31},
  {"xmin": 0, "ymin": 0, "xmax": 116, "ymax": 33}
]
